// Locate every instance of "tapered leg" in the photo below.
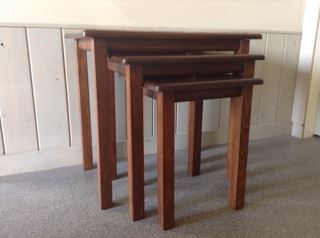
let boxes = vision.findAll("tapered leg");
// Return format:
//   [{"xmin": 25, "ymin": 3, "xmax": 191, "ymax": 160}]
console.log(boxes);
[
  {"xmin": 92, "ymin": 39, "xmax": 117, "ymax": 209},
  {"xmin": 76, "ymin": 40, "xmax": 93, "ymax": 170},
  {"xmin": 187, "ymin": 100, "xmax": 203, "ymax": 176},
  {"xmin": 227, "ymin": 39, "xmax": 251, "ymax": 179},
  {"xmin": 125, "ymin": 65, "xmax": 145, "ymax": 221},
  {"xmin": 228, "ymin": 86, "xmax": 253, "ymax": 210},
  {"xmin": 157, "ymin": 92, "xmax": 175, "ymax": 230}
]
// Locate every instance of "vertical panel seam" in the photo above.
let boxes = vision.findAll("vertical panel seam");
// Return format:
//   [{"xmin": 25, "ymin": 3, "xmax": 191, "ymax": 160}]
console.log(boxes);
[
  {"xmin": 276, "ymin": 34, "xmax": 288, "ymax": 123},
  {"xmin": 257, "ymin": 33, "xmax": 269, "ymax": 126},
  {"xmin": 26, "ymin": 27, "xmax": 41, "ymax": 151},
  {"xmin": 218, "ymin": 98, "xmax": 223, "ymax": 129},
  {"xmin": 60, "ymin": 28, "xmax": 72, "ymax": 147},
  {"xmin": 0, "ymin": 109, "xmax": 6, "ymax": 154},
  {"xmin": 174, "ymin": 103, "xmax": 178, "ymax": 134},
  {"xmin": 151, "ymin": 97, "xmax": 154, "ymax": 137},
  {"xmin": 152, "ymin": 99, "xmax": 156, "ymax": 137}
]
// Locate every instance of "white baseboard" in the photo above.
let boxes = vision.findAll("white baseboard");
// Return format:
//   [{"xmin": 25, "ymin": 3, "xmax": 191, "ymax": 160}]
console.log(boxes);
[
  {"xmin": 0, "ymin": 122, "xmax": 292, "ymax": 176},
  {"xmin": 0, "ymin": 146, "xmax": 82, "ymax": 176}
]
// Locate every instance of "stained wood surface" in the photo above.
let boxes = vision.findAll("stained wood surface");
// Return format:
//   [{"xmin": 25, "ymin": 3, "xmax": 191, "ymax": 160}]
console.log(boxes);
[
  {"xmin": 156, "ymin": 92, "xmax": 175, "ymax": 230},
  {"xmin": 227, "ymin": 60, "xmax": 255, "ymax": 210},
  {"xmin": 228, "ymin": 86, "xmax": 253, "ymax": 209},
  {"xmin": 125, "ymin": 64, "xmax": 145, "ymax": 221},
  {"xmin": 76, "ymin": 40, "xmax": 93, "ymax": 170},
  {"xmin": 83, "ymin": 30, "xmax": 262, "ymax": 40},
  {"xmin": 144, "ymin": 78, "xmax": 263, "ymax": 92},
  {"xmin": 145, "ymin": 63, "xmax": 261, "ymax": 229},
  {"xmin": 187, "ymin": 100, "xmax": 203, "ymax": 176},
  {"xmin": 145, "ymin": 86, "xmax": 242, "ymax": 102},
  {"xmin": 142, "ymin": 62, "xmax": 245, "ymax": 77},
  {"xmin": 109, "ymin": 59, "xmax": 247, "ymax": 77},
  {"xmin": 226, "ymin": 39, "xmax": 251, "ymax": 180},
  {"xmin": 92, "ymin": 39, "xmax": 117, "ymax": 209},
  {"xmin": 66, "ymin": 30, "xmax": 262, "ymax": 55},
  {"xmin": 111, "ymin": 54, "xmax": 265, "ymax": 64}
]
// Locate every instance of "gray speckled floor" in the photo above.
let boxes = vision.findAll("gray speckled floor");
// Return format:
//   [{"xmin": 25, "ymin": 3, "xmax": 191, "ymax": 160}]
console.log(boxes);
[{"xmin": 1, "ymin": 136, "xmax": 320, "ymax": 238}]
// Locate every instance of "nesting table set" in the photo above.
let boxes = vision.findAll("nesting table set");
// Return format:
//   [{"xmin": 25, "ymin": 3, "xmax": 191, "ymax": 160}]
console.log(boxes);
[{"xmin": 67, "ymin": 30, "xmax": 264, "ymax": 230}]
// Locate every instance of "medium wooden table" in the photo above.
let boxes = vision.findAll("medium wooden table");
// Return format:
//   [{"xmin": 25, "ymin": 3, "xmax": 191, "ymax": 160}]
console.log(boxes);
[
  {"xmin": 111, "ymin": 54, "xmax": 264, "ymax": 229},
  {"xmin": 66, "ymin": 30, "xmax": 262, "ymax": 223}
]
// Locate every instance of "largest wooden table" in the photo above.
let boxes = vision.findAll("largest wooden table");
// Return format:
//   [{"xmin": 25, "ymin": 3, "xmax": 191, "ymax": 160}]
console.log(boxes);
[{"xmin": 67, "ymin": 30, "xmax": 262, "ymax": 221}]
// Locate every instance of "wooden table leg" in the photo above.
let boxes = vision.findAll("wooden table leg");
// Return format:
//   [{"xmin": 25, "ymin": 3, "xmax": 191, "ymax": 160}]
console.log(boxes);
[
  {"xmin": 92, "ymin": 39, "xmax": 117, "ymax": 209},
  {"xmin": 227, "ymin": 39, "xmax": 250, "ymax": 179},
  {"xmin": 187, "ymin": 100, "xmax": 203, "ymax": 176},
  {"xmin": 157, "ymin": 92, "xmax": 175, "ymax": 230},
  {"xmin": 76, "ymin": 40, "xmax": 93, "ymax": 171},
  {"xmin": 227, "ymin": 85, "xmax": 253, "ymax": 210},
  {"xmin": 125, "ymin": 65, "xmax": 145, "ymax": 221}
]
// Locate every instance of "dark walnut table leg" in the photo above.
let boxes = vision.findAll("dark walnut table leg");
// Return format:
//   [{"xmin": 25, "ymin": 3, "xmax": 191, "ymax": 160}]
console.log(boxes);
[
  {"xmin": 227, "ymin": 39, "xmax": 251, "ymax": 179},
  {"xmin": 187, "ymin": 100, "xmax": 203, "ymax": 176},
  {"xmin": 125, "ymin": 64, "xmax": 145, "ymax": 221},
  {"xmin": 76, "ymin": 40, "xmax": 93, "ymax": 171},
  {"xmin": 227, "ymin": 52, "xmax": 255, "ymax": 209},
  {"xmin": 92, "ymin": 39, "xmax": 117, "ymax": 209},
  {"xmin": 227, "ymin": 85, "xmax": 253, "ymax": 210},
  {"xmin": 157, "ymin": 92, "xmax": 175, "ymax": 230}
]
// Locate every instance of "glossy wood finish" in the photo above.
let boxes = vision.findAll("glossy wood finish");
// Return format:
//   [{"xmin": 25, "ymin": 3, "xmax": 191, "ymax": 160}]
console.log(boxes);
[
  {"xmin": 92, "ymin": 39, "xmax": 117, "ymax": 209},
  {"xmin": 147, "ymin": 74, "xmax": 262, "ymax": 229},
  {"xmin": 227, "ymin": 85, "xmax": 253, "ymax": 210},
  {"xmin": 187, "ymin": 100, "xmax": 203, "ymax": 176},
  {"xmin": 228, "ymin": 40, "xmax": 251, "ymax": 180},
  {"xmin": 83, "ymin": 30, "xmax": 262, "ymax": 40},
  {"xmin": 71, "ymin": 30, "xmax": 264, "ymax": 230},
  {"xmin": 142, "ymin": 62, "xmax": 245, "ymax": 77},
  {"xmin": 125, "ymin": 64, "xmax": 145, "ymax": 221},
  {"xmin": 76, "ymin": 40, "xmax": 93, "ymax": 170},
  {"xmin": 156, "ymin": 92, "xmax": 175, "ymax": 230},
  {"xmin": 111, "ymin": 54, "xmax": 264, "ymax": 64},
  {"xmin": 237, "ymin": 40, "xmax": 250, "ymax": 54},
  {"xmin": 84, "ymin": 31, "xmax": 261, "ymax": 55},
  {"xmin": 143, "ymin": 78, "xmax": 263, "ymax": 92},
  {"xmin": 109, "ymin": 55, "xmax": 264, "ymax": 77},
  {"xmin": 143, "ymin": 86, "xmax": 242, "ymax": 102},
  {"xmin": 67, "ymin": 30, "xmax": 262, "ymax": 55},
  {"xmin": 227, "ymin": 60, "xmax": 255, "ymax": 210}
]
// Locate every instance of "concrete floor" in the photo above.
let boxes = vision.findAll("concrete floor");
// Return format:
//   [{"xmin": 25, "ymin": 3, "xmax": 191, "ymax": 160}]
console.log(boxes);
[{"xmin": 1, "ymin": 136, "xmax": 320, "ymax": 238}]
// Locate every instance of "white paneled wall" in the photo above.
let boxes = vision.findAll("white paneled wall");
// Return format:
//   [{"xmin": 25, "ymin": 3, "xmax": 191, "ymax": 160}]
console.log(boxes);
[
  {"xmin": 27, "ymin": 28, "xmax": 70, "ymax": 150},
  {"xmin": 0, "ymin": 28, "xmax": 38, "ymax": 154},
  {"xmin": 0, "ymin": 117, "xmax": 3, "ymax": 154},
  {"xmin": 0, "ymin": 27, "xmax": 301, "ymax": 157},
  {"xmin": 277, "ymin": 35, "xmax": 302, "ymax": 124}
]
